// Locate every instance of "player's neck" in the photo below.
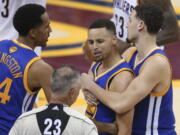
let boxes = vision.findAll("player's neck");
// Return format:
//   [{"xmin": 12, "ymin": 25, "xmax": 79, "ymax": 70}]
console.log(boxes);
[
  {"xmin": 135, "ymin": 34, "xmax": 157, "ymax": 60},
  {"xmin": 17, "ymin": 36, "xmax": 35, "ymax": 50},
  {"xmin": 50, "ymin": 95, "xmax": 71, "ymax": 106},
  {"xmin": 102, "ymin": 51, "xmax": 122, "ymax": 70}
]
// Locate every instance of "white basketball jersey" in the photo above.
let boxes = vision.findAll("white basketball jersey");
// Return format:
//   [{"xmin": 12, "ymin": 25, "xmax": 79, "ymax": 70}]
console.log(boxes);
[
  {"xmin": 0, "ymin": 0, "xmax": 46, "ymax": 40},
  {"xmin": 111, "ymin": 0, "xmax": 137, "ymax": 41}
]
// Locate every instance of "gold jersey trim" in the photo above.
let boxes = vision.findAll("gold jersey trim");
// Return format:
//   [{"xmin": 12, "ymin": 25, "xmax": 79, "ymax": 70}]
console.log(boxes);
[
  {"xmin": 23, "ymin": 57, "xmax": 41, "ymax": 94},
  {"xmin": 150, "ymin": 54, "xmax": 172, "ymax": 97}
]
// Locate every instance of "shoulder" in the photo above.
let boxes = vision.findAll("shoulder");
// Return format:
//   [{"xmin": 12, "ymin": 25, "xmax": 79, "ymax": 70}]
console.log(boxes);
[
  {"xmin": 141, "ymin": 54, "xmax": 170, "ymax": 75},
  {"xmin": 63, "ymin": 106, "xmax": 95, "ymax": 126},
  {"xmin": 109, "ymin": 69, "xmax": 134, "ymax": 92},
  {"xmin": 29, "ymin": 59, "xmax": 53, "ymax": 74},
  {"xmin": 18, "ymin": 105, "xmax": 48, "ymax": 120},
  {"xmin": 31, "ymin": 59, "xmax": 53, "ymax": 69},
  {"xmin": 147, "ymin": 53, "xmax": 170, "ymax": 68},
  {"xmin": 122, "ymin": 47, "xmax": 137, "ymax": 61}
]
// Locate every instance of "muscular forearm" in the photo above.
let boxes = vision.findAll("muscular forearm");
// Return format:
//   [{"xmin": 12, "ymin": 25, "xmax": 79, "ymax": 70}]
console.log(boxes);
[
  {"xmin": 89, "ymin": 82, "xmax": 131, "ymax": 114},
  {"xmin": 92, "ymin": 119, "xmax": 117, "ymax": 134},
  {"xmin": 116, "ymin": 109, "xmax": 134, "ymax": 135}
]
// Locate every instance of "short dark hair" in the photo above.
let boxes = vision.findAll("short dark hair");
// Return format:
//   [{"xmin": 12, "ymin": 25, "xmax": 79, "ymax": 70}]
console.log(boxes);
[
  {"xmin": 89, "ymin": 19, "xmax": 116, "ymax": 35},
  {"xmin": 135, "ymin": 4, "xmax": 164, "ymax": 34},
  {"xmin": 13, "ymin": 4, "xmax": 46, "ymax": 36},
  {"xmin": 51, "ymin": 65, "xmax": 80, "ymax": 95}
]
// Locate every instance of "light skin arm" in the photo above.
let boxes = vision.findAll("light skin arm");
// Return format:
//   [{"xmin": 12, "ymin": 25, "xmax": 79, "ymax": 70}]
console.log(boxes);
[
  {"xmin": 109, "ymin": 71, "xmax": 134, "ymax": 135},
  {"xmin": 81, "ymin": 56, "xmax": 170, "ymax": 114},
  {"xmin": 91, "ymin": 71, "xmax": 134, "ymax": 135},
  {"xmin": 84, "ymin": 67, "xmax": 117, "ymax": 134},
  {"xmin": 83, "ymin": 66, "xmax": 99, "ymax": 105},
  {"xmin": 28, "ymin": 60, "xmax": 53, "ymax": 102},
  {"xmin": 116, "ymin": 109, "xmax": 134, "ymax": 135}
]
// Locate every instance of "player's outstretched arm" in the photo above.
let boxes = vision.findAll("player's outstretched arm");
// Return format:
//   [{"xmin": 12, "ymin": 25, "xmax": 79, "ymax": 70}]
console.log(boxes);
[{"xmin": 81, "ymin": 55, "xmax": 170, "ymax": 114}]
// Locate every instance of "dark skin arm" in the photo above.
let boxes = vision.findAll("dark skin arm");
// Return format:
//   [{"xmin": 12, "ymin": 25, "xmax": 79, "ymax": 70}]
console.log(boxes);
[
  {"xmin": 28, "ymin": 59, "xmax": 53, "ymax": 102},
  {"xmin": 139, "ymin": 0, "xmax": 180, "ymax": 45},
  {"xmin": 92, "ymin": 119, "xmax": 118, "ymax": 135}
]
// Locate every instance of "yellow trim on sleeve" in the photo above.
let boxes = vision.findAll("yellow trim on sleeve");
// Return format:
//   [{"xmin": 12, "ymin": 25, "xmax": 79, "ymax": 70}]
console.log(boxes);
[
  {"xmin": 23, "ymin": 57, "xmax": 41, "ymax": 94},
  {"xmin": 151, "ymin": 85, "xmax": 170, "ymax": 97},
  {"xmin": 126, "ymin": 48, "xmax": 137, "ymax": 63},
  {"xmin": 150, "ymin": 53, "xmax": 172, "ymax": 97},
  {"xmin": 134, "ymin": 47, "xmax": 160, "ymax": 69},
  {"xmin": 12, "ymin": 40, "xmax": 33, "ymax": 50},
  {"xmin": 106, "ymin": 68, "xmax": 133, "ymax": 90}
]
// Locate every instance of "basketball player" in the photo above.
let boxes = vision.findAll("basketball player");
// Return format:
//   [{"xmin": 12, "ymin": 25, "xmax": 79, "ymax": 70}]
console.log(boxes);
[
  {"xmin": 84, "ymin": 19, "xmax": 134, "ymax": 135},
  {"xmin": 81, "ymin": 4, "xmax": 176, "ymax": 135},
  {"xmin": 0, "ymin": 0, "xmax": 46, "ymax": 55},
  {"xmin": 83, "ymin": 0, "xmax": 179, "ymax": 61},
  {"xmin": 112, "ymin": 0, "xmax": 179, "ymax": 46},
  {"xmin": 0, "ymin": 4, "xmax": 53, "ymax": 135},
  {"xmin": 9, "ymin": 66, "xmax": 98, "ymax": 135}
]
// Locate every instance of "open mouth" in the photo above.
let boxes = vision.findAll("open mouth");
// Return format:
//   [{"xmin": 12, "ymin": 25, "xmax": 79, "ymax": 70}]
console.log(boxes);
[{"xmin": 93, "ymin": 52, "xmax": 102, "ymax": 57}]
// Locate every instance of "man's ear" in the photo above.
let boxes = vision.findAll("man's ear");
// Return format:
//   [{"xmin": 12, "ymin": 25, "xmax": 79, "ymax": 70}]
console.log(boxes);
[
  {"xmin": 112, "ymin": 36, "xmax": 118, "ymax": 45},
  {"xmin": 68, "ymin": 88, "xmax": 75, "ymax": 98},
  {"xmin": 29, "ymin": 28, "xmax": 37, "ymax": 39},
  {"xmin": 137, "ymin": 21, "xmax": 145, "ymax": 31}
]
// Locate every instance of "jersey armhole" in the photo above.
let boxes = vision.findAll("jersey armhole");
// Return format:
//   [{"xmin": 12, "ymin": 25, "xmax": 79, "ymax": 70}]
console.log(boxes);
[
  {"xmin": 23, "ymin": 57, "xmax": 41, "ymax": 94},
  {"xmin": 106, "ymin": 68, "xmax": 134, "ymax": 90},
  {"xmin": 149, "ymin": 53, "xmax": 172, "ymax": 97},
  {"xmin": 126, "ymin": 48, "xmax": 137, "ymax": 63}
]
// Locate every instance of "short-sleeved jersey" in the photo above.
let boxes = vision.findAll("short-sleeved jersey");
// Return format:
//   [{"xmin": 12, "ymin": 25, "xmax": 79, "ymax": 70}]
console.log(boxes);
[
  {"xmin": 111, "ymin": 0, "xmax": 137, "ymax": 41},
  {"xmin": 0, "ymin": 0, "xmax": 46, "ymax": 40},
  {"xmin": 0, "ymin": 40, "xmax": 41, "ymax": 135},
  {"xmin": 127, "ymin": 48, "xmax": 176, "ymax": 135},
  {"xmin": 9, "ymin": 103, "xmax": 98, "ymax": 135},
  {"xmin": 86, "ymin": 59, "xmax": 133, "ymax": 135}
]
